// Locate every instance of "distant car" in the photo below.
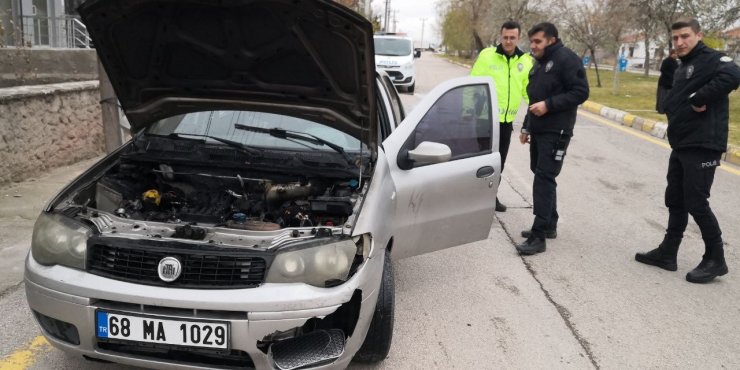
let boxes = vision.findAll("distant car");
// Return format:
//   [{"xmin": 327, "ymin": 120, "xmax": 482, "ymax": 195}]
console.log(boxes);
[
  {"xmin": 374, "ymin": 34, "xmax": 418, "ymax": 93},
  {"xmin": 24, "ymin": 0, "xmax": 501, "ymax": 369}
]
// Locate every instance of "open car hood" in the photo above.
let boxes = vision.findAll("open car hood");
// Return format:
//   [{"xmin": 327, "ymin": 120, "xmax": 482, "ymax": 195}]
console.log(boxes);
[{"xmin": 79, "ymin": 0, "xmax": 376, "ymax": 148}]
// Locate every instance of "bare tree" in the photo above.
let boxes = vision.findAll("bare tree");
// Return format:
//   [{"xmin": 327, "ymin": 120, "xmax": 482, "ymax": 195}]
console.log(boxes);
[
  {"xmin": 684, "ymin": 0, "xmax": 740, "ymax": 34},
  {"xmin": 602, "ymin": 0, "xmax": 636, "ymax": 95},
  {"xmin": 487, "ymin": 0, "xmax": 544, "ymax": 42},
  {"xmin": 556, "ymin": 0, "xmax": 615, "ymax": 87}
]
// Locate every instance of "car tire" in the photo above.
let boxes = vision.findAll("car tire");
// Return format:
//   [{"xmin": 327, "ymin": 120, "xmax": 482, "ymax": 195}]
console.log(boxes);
[
  {"xmin": 407, "ymin": 83, "xmax": 415, "ymax": 94},
  {"xmin": 352, "ymin": 250, "xmax": 395, "ymax": 363}
]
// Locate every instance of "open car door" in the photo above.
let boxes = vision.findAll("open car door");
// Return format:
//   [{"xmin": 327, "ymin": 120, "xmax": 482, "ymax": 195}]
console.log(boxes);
[{"xmin": 382, "ymin": 76, "xmax": 500, "ymax": 259}]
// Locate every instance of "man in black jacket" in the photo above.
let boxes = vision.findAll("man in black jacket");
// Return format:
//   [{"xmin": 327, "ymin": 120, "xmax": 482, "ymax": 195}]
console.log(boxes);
[
  {"xmin": 516, "ymin": 22, "xmax": 589, "ymax": 255},
  {"xmin": 635, "ymin": 18, "xmax": 740, "ymax": 283}
]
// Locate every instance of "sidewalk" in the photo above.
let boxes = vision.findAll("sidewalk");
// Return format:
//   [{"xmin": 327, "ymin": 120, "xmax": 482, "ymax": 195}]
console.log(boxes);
[
  {"xmin": 0, "ymin": 156, "xmax": 101, "ymax": 293},
  {"xmin": 444, "ymin": 56, "xmax": 740, "ymax": 167}
]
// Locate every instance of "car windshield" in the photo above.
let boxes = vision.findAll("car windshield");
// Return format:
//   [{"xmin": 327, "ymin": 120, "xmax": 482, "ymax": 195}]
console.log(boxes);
[
  {"xmin": 374, "ymin": 38, "xmax": 412, "ymax": 56},
  {"xmin": 146, "ymin": 110, "xmax": 365, "ymax": 152}
]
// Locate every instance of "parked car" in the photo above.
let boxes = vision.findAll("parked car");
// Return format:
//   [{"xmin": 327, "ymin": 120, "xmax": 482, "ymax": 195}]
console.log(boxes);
[
  {"xmin": 24, "ymin": 0, "xmax": 501, "ymax": 369},
  {"xmin": 374, "ymin": 33, "xmax": 418, "ymax": 93}
]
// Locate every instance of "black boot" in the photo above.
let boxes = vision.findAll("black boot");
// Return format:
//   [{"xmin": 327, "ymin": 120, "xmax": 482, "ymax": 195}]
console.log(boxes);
[
  {"xmin": 521, "ymin": 229, "xmax": 557, "ymax": 239},
  {"xmin": 516, "ymin": 236, "xmax": 546, "ymax": 255},
  {"xmin": 495, "ymin": 198, "xmax": 507, "ymax": 212},
  {"xmin": 686, "ymin": 242, "xmax": 728, "ymax": 283},
  {"xmin": 635, "ymin": 236, "xmax": 681, "ymax": 271}
]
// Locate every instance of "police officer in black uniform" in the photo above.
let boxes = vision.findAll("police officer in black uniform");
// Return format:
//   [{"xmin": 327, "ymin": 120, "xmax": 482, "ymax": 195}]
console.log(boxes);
[
  {"xmin": 516, "ymin": 22, "xmax": 589, "ymax": 255},
  {"xmin": 635, "ymin": 18, "xmax": 740, "ymax": 283}
]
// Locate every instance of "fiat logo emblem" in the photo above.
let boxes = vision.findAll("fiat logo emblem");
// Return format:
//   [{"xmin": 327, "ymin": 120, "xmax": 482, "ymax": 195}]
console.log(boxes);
[{"xmin": 158, "ymin": 257, "xmax": 182, "ymax": 282}]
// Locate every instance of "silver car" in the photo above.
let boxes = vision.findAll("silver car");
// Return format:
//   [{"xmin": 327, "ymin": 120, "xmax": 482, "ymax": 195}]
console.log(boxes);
[{"xmin": 25, "ymin": 0, "xmax": 501, "ymax": 368}]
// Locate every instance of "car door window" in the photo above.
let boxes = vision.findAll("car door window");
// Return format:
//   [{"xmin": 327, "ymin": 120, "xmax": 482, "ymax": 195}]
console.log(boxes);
[{"xmin": 404, "ymin": 84, "xmax": 492, "ymax": 164}]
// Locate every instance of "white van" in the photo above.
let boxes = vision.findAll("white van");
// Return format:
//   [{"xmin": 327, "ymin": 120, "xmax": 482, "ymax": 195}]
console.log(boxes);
[{"xmin": 374, "ymin": 34, "xmax": 418, "ymax": 93}]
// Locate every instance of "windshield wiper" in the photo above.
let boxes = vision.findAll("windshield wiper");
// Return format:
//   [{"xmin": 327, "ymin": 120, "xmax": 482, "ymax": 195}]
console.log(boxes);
[
  {"xmin": 165, "ymin": 133, "xmax": 263, "ymax": 156},
  {"xmin": 234, "ymin": 123, "xmax": 354, "ymax": 165}
]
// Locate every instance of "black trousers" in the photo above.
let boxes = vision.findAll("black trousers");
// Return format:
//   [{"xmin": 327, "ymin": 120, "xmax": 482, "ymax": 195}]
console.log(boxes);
[
  {"xmin": 499, "ymin": 122, "xmax": 513, "ymax": 172},
  {"xmin": 529, "ymin": 133, "xmax": 570, "ymax": 239},
  {"xmin": 664, "ymin": 148, "xmax": 723, "ymax": 247}
]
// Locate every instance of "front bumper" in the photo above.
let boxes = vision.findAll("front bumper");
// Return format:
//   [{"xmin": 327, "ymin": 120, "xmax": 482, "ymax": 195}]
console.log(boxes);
[{"xmin": 25, "ymin": 252, "xmax": 384, "ymax": 370}]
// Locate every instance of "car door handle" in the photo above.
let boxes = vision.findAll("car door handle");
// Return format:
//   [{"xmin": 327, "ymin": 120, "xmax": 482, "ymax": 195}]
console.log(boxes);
[{"xmin": 476, "ymin": 166, "xmax": 495, "ymax": 178}]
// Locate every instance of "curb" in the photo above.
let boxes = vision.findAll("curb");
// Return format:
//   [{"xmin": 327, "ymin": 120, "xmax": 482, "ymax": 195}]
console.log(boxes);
[
  {"xmin": 441, "ymin": 55, "xmax": 740, "ymax": 167},
  {"xmin": 580, "ymin": 100, "xmax": 740, "ymax": 166}
]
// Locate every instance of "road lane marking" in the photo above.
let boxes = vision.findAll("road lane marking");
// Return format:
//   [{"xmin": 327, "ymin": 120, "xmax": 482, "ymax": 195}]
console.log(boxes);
[
  {"xmin": 0, "ymin": 336, "xmax": 50, "ymax": 370},
  {"xmin": 579, "ymin": 110, "xmax": 740, "ymax": 176}
]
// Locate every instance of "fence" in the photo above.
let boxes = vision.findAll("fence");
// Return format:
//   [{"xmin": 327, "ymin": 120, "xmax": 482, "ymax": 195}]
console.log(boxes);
[{"xmin": 20, "ymin": 15, "xmax": 91, "ymax": 48}]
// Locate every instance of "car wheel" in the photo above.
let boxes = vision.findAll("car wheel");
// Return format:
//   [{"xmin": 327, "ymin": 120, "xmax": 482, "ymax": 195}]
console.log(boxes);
[
  {"xmin": 353, "ymin": 250, "xmax": 395, "ymax": 363},
  {"xmin": 407, "ymin": 83, "xmax": 415, "ymax": 94}
]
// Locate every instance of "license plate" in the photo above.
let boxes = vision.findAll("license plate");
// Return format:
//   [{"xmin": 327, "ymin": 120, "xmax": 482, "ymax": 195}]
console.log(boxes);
[{"xmin": 96, "ymin": 311, "xmax": 229, "ymax": 349}]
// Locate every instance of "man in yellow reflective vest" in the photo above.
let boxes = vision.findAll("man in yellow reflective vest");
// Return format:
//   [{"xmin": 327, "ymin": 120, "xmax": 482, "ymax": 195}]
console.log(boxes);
[{"xmin": 470, "ymin": 20, "xmax": 533, "ymax": 212}]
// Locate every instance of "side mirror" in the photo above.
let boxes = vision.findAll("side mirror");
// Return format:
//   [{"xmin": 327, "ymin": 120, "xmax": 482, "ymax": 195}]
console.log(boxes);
[
  {"xmin": 407, "ymin": 141, "xmax": 451, "ymax": 165},
  {"xmin": 414, "ymin": 50, "xmax": 421, "ymax": 58}
]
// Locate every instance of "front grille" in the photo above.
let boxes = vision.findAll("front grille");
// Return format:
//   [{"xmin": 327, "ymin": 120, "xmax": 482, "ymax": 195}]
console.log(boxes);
[
  {"xmin": 385, "ymin": 70, "xmax": 403, "ymax": 79},
  {"xmin": 87, "ymin": 237, "xmax": 268, "ymax": 289},
  {"xmin": 97, "ymin": 340, "xmax": 254, "ymax": 369}
]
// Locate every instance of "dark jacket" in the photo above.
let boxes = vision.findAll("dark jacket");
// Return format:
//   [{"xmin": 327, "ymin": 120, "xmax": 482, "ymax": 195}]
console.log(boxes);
[
  {"xmin": 658, "ymin": 57, "xmax": 678, "ymax": 89},
  {"xmin": 664, "ymin": 42, "xmax": 740, "ymax": 152},
  {"xmin": 522, "ymin": 40, "xmax": 589, "ymax": 136}
]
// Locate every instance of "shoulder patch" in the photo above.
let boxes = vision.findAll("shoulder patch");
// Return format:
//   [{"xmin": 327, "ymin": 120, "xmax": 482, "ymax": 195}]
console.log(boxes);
[{"xmin": 720, "ymin": 56, "xmax": 733, "ymax": 63}]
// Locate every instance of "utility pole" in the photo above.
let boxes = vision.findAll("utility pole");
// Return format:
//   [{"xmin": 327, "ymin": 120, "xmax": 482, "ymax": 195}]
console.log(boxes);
[
  {"xmin": 98, "ymin": 60, "xmax": 123, "ymax": 153},
  {"xmin": 392, "ymin": 9, "xmax": 398, "ymax": 33},
  {"xmin": 383, "ymin": 0, "xmax": 391, "ymax": 32},
  {"xmin": 420, "ymin": 18, "xmax": 427, "ymax": 49},
  {"xmin": 364, "ymin": 0, "xmax": 371, "ymax": 18}
]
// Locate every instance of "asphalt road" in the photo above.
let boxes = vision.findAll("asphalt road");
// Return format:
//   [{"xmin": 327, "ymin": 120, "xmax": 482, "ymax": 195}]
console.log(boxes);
[{"xmin": 2, "ymin": 52, "xmax": 740, "ymax": 369}]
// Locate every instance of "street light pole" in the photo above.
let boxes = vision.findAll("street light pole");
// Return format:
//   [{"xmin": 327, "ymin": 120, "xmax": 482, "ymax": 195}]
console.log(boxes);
[{"xmin": 420, "ymin": 18, "xmax": 426, "ymax": 49}]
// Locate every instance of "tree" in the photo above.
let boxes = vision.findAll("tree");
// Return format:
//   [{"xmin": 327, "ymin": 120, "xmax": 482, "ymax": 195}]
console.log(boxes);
[
  {"xmin": 436, "ymin": 0, "xmax": 546, "ymax": 56},
  {"xmin": 555, "ymin": 0, "xmax": 615, "ymax": 88},
  {"xmin": 438, "ymin": 1, "xmax": 474, "ymax": 56},
  {"xmin": 684, "ymin": 1, "xmax": 739, "ymax": 34},
  {"xmin": 601, "ymin": 0, "xmax": 637, "ymax": 95},
  {"xmin": 446, "ymin": 0, "xmax": 494, "ymax": 52}
]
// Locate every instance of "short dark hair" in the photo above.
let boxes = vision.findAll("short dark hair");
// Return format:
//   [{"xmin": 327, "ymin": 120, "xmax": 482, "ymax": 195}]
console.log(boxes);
[
  {"xmin": 528, "ymin": 22, "xmax": 559, "ymax": 39},
  {"xmin": 501, "ymin": 20, "xmax": 521, "ymax": 34},
  {"xmin": 671, "ymin": 18, "xmax": 701, "ymax": 33}
]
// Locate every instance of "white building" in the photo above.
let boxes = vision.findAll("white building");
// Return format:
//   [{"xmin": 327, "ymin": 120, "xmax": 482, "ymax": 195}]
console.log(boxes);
[
  {"xmin": 619, "ymin": 32, "xmax": 669, "ymax": 70},
  {"xmin": 1, "ymin": 0, "xmax": 90, "ymax": 48}
]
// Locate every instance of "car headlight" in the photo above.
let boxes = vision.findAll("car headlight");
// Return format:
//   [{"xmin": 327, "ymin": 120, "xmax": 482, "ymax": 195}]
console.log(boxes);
[
  {"xmin": 266, "ymin": 236, "xmax": 366, "ymax": 287},
  {"xmin": 31, "ymin": 212, "xmax": 91, "ymax": 269}
]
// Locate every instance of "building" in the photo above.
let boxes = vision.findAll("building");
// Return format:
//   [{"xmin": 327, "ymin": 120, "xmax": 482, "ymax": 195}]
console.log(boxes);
[
  {"xmin": 618, "ymin": 32, "xmax": 668, "ymax": 70},
  {"xmin": 1, "ymin": 0, "xmax": 90, "ymax": 48}
]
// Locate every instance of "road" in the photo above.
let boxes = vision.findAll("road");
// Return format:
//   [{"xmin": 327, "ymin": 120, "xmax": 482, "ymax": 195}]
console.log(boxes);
[{"xmin": 2, "ymin": 52, "xmax": 740, "ymax": 369}]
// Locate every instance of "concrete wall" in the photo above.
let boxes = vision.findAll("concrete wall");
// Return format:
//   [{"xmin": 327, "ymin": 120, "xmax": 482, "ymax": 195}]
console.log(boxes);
[
  {"xmin": 0, "ymin": 81, "xmax": 104, "ymax": 186},
  {"xmin": 0, "ymin": 48, "xmax": 98, "ymax": 88}
]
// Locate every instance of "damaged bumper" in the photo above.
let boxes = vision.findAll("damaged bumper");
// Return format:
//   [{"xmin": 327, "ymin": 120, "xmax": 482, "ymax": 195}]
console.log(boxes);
[{"xmin": 24, "ymin": 252, "xmax": 384, "ymax": 370}]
